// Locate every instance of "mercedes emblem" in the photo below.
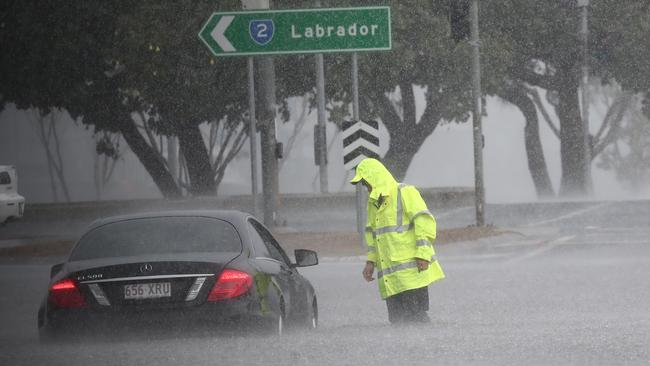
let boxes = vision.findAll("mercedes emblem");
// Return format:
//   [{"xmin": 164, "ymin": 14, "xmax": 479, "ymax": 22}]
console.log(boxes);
[{"xmin": 140, "ymin": 263, "xmax": 153, "ymax": 273}]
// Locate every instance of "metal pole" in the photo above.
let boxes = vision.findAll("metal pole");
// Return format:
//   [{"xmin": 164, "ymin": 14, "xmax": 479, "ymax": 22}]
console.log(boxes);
[
  {"xmin": 258, "ymin": 57, "xmax": 279, "ymax": 227},
  {"xmin": 316, "ymin": 54, "xmax": 329, "ymax": 193},
  {"xmin": 470, "ymin": 0, "xmax": 485, "ymax": 226},
  {"xmin": 352, "ymin": 53, "xmax": 360, "ymax": 121},
  {"xmin": 314, "ymin": 0, "xmax": 329, "ymax": 194},
  {"xmin": 578, "ymin": 0, "xmax": 592, "ymax": 195},
  {"xmin": 247, "ymin": 57, "xmax": 260, "ymax": 218},
  {"xmin": 242, "ymin": 0, "xmax": 278, "ymax": 227},
  {"xmin": 352, "ymin": 52, "xmax": 365, "ymax": 237}
]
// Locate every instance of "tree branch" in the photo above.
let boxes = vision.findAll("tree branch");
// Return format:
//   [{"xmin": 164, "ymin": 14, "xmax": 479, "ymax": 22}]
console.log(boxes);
[
  {"xmin": 49, "ymin": 110, "xmax": 71, "ymax": 202},
  {"xmin": 211, "ymin": 120, "xmax": 237, "ymax": 172},
  {"xmin": 214, "ymin": 124, "xmax": 247, "ymax": 187},
  {"xmin": 512, "ymin": 67, "xmax": 560, "ymax": 91},
  {"xmin": 525, "ymin": 85, "xmax": 561, "ymax": 139},
  {"xmin": 32, "ymin": 111, "xmax": 59, "ymax": 201},
  {"xmin": 592, "ymin": 93, "xmax": 633, "ymax": 158},
  {"xmin": 209, "ymin": 121, "xmax": 219, "ymax": 161},
  {"xmin": 416, "ymin": 98, "xmax": 442, "ymax": 137},
  {"xmin": 376, "ymin": 93, "xmax": 403, "ymax": 132},
  {"xmin": 133, "ymin": 111, "xmax": 169, "ymax": 170},
  {"xmin": 594, "ymin": 93, "xmax": 632, "ymax": 144},
  {"xmin": 400, "ymin": 81, "xmax": 417, "ymax": 126}
]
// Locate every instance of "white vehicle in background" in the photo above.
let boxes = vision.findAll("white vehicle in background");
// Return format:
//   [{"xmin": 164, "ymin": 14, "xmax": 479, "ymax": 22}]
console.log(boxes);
[{"xmin": 0, "ymin": 165, "xmax": 25, "ymax": 224}]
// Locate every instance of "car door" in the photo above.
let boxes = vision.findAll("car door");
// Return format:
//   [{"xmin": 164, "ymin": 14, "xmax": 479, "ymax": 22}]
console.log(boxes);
[
  {"xmin": 247, "ymin": 219, "xmax": 302, "ymax": 318},
  {"xmin": 258, "ymin": 224, "xmax": 308, "ymax": 315}
]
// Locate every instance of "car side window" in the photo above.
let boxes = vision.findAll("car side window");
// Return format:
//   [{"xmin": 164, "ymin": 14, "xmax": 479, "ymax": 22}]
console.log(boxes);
[
  {"xmin": 0, "ymin": 172, "xmax": 10, "ymax": 185},
  {"xmin": 249, "ymin": 219, "xmax": 291, "ymax": 266},
  {"xmin": 247, "ymin": 219, "xmax": 270, "ymax": 258}
]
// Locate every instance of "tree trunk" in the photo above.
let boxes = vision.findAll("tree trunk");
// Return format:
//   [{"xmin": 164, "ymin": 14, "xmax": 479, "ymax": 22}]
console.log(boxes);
[
  {"xmin": 499, "ymin": 84, "xmax": 555, "ymax": 198},
  {"xmin": 556, "ymin": 73, "xmax": 590, "ymax": 196},
  {"xmin": 378, "ymin": 83, "xmax": 440, "ymax": 182},
  {"xmin": 382, "ymin": 126, "xmax": 430, "ymax": 181},
  {"xmin": 117, "ymin": 119, "xmax": 182, "ymax": 198},
  {"xmin": 177, "ymin": 123, "xmax": 215, "ymax": 196}
]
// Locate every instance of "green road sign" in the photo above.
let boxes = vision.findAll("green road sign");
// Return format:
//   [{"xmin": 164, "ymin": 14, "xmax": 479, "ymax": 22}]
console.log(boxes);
[{"xmin": 198, "ymin": 7, "xmax": 391, "ymax": 56}]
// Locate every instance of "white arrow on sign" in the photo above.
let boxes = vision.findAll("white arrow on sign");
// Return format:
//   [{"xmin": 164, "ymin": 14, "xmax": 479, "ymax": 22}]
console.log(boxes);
[
  {"xmin": 341, "ymin": 121, "xmax": 381, "ymax": 141},
  {"xmin": 343, "ymin": 139, "xmax": 380, "ymax": 157},
  {"xmin": 342, "ymin": 120, "xmax": 380, "ymax": 170},
  {"xmin": 211, "ymin": 15, "xmax": 236, "ymax": 52}
]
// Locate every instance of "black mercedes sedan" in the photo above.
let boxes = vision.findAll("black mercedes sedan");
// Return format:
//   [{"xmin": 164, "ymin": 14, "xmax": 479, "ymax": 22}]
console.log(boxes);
[{"xmin": 37, "ymin": 210, "xmax": 319, "ymax": 340}]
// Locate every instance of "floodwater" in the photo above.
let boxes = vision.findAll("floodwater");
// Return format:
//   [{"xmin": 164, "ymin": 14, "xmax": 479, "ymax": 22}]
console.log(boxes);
[{"xmin": 1, "ymin": 200, "xmax": 649, "ymax": 365}]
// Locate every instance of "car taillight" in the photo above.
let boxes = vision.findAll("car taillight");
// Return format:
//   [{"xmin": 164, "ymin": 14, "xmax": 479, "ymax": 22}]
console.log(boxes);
[
  {"xmin": 207, "ymin": 269, "xmax": 253, "ymax": 301},
  {"xmin": 49, "ymin": 279, "xmax": 86, "ymax": 308}
]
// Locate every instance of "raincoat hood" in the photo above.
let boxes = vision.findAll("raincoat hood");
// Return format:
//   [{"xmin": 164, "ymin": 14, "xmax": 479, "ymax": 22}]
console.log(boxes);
[{"xmin": 350, "ymin": 158, "xmax": 397, "ymax": 201}]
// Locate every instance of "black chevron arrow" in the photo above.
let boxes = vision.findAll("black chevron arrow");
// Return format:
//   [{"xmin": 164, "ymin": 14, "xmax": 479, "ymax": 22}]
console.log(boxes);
[
  {"xmin": 344, "ymin": 146, "xmax": 380, "ymax": 165},
  {"xmin": 342, "ymin": 119, "xmax": 380, "ymax": 131},
  {"xmin": 343, "ymin": 130, "xmax": 380, "ymax": 147}
]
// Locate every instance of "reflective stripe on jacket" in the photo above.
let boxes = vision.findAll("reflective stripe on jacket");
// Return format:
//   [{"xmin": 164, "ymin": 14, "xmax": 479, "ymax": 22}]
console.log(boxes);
[{"xmin": 356, "ymin": 159, "xmax": 445, "ymax": 299}]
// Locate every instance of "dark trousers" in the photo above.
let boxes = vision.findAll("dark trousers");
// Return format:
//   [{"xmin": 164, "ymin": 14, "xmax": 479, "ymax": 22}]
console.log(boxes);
[{"xmin": 385, "ymin": 286, "xmax": 430, "ymax": 324}]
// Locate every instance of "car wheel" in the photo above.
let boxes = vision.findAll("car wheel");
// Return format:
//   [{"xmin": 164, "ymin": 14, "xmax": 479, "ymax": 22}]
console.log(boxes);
[
  {"xmin": 308, "ymin": 297, "xmax": 318, "ymax": 330},
  {"xmin": 276, "ymin": 297, "xmax": 285, "ymax": 336},
  {"xmin": 277, "ymin": 312, "xmax": 284, "ymax": 336}
]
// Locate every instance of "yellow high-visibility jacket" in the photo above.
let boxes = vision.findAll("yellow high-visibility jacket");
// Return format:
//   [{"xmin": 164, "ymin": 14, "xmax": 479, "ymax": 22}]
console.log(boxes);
[{"xmin": 357, "ymin": 159, "xmax": 445, "ymax": 299}]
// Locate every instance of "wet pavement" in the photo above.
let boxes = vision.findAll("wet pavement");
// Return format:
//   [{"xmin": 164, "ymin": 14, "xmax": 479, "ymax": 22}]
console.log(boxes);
[{"xmin": 1, "ymin": 200, "xmax": 649, "ymax": 365}]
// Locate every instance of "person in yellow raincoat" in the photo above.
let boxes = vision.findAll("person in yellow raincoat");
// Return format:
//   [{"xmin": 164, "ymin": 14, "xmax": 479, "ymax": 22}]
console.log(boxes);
[{"xmin": 351, "ymin": 158, "xmax": 445, "ymax": 324}]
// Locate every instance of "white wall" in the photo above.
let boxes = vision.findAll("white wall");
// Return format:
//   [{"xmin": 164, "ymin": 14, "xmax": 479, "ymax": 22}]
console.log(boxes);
[{"xmin": 0, "ymin": 92, "xmax": 641, "ymax": 204}]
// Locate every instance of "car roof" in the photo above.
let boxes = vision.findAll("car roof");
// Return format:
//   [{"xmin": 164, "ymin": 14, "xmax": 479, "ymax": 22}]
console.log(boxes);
[{"xmin": 87, "ymin": 210, "xmax": 253, "ymax": 231}]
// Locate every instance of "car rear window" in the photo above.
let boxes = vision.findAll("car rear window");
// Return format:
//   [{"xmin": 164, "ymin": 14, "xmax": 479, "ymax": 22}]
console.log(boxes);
[
  {"xmin": 69, "ymin": 216, "xmax": 242, "ymax": 261},
  {"xmin": 0, "ymin": 172, "xmax": 10, "ymax": 185}
]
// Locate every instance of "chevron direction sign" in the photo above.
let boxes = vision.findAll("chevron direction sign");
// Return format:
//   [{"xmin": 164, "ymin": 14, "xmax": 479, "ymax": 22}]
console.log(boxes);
[
  {"xmin": 198, "ymin": 7, "xmax": 391, "ymax": 56},
  {"xmin": 342, "ymin": 120, "xmax": 380, "ymax": 170}
]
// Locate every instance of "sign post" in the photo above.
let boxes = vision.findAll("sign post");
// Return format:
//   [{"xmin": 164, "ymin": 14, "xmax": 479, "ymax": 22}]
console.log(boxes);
[
  {"xmin": 351, "ymin": 52, "xmax": 364, "ymax": 237},
  {"xmin": 578, "ymin": 0, "xmax": 592, "ymax": 195},
  {"xmin": 246, "ymin": 57, "xmax": 260, "ymax": 219},
  {"xmin": 342, "ymin": 119, "xmax": 380, "ymax": 238},
  {"xmin": 314, "ymin": 0, "xmax": 329, "ymax": 194},
  {"xmin": 315, "ymin": 51, "xmax": 329, "ymax": 194},
  {"xmin": 470, "ymin": 0, "xmax": 485, "ymax": 227}
]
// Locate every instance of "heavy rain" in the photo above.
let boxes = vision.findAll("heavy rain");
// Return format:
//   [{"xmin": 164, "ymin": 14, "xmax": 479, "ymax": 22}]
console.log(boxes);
[{"xmin": 1, "ymin": 1, "xmax": 649, "ymax": 365}]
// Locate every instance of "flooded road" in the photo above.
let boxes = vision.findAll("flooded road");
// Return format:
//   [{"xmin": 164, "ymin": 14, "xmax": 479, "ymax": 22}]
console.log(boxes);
[{"xmin": 1, "ymin": 200, "xmax": 649, "ymax": 365}]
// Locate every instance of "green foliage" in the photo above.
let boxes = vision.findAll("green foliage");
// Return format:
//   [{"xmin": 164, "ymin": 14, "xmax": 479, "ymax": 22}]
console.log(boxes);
[
  {"xmin": 1, "ymin": 1, "xmax": 129, "ymax": 117},
  {"xmin": 0, "ymin": 0, "xmax": 252, "ymax": 131},
  {"xmin": 482, "ymin": 0, "xmax": 649, "ymax": 92},
  {"xmin": 589, "ymin": 1, "xmax": 650, "ymax": 112},
  {"xmin": 482, "ymin": 0, "xmax": 650, "ymax": 195},
  {"xmin": 3, "ymin": 0, "xmax": 649, "ymax": 193},
  {"xmin": 113, "ymin": 1, "xmax": 249, "ymax": 134},
  {"xmin": 0, "ymin": 1, "xmax": 255, "ymax": 196}
]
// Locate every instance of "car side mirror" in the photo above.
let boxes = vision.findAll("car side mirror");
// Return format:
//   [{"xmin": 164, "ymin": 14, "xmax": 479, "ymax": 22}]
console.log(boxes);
[
  {"xmin": 50, "ymin": 263, "xmax": 64, "ymax": 278},
  {"xmin": 294, "ymin": 249, "xmax": 318, "ymax": 267}
]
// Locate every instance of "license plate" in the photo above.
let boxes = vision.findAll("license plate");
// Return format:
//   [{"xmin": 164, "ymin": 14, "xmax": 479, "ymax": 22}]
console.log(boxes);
[{"xmin": 124, "ymin": 282, "xmax": 171, "ymax": 300}]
